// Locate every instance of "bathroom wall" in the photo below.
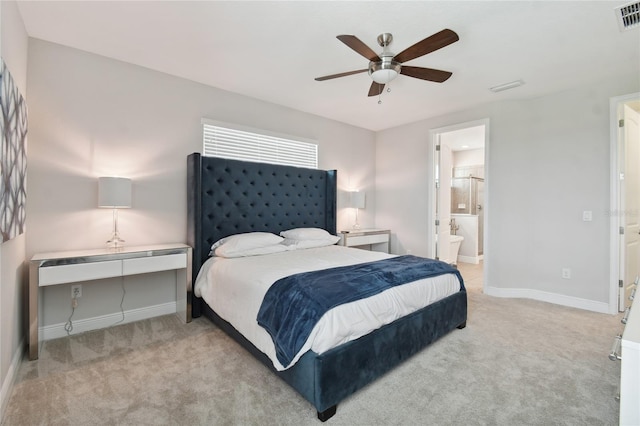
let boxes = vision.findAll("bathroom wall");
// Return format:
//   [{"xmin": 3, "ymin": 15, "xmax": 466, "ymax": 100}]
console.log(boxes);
[{"xmin": 453, "ymin": 148, "xmax": 484, "ymax": 168}]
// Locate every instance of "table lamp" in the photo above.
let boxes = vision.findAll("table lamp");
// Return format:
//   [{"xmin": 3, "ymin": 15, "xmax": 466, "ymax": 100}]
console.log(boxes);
[
  {"xmin": 349, "ymin": 191, "xmax": 366, "ymax": 230},
  {"xmin": 98, "ymin": 177, "xmax": 132, "ymax": 248}
]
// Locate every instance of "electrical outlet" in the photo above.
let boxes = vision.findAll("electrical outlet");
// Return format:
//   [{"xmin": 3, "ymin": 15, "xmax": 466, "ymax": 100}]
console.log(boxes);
[
  {"xmin": 71, "ymin": 284, "xmax": 82, "ymax": 298},
  {"xmin": 562, "ymin": 268, "xmax": 572, "ymax": 279}
]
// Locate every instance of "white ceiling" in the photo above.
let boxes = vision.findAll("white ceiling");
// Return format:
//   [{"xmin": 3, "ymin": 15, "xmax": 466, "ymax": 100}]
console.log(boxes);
[{"xmin": 16, "ymin": 1, "xmax": 640, "ymax": 132}]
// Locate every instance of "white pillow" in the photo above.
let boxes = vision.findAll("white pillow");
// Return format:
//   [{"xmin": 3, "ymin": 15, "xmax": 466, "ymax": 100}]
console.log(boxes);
[
  {"xmin": 210, "ymin": 232, "xmax": 284, "ymax": 257},
  {"xmin": 280, "ymin": 227, "xmax": 333, "ymax": 241},
  {"xmin": 215, "ymin": 243, "xmax": 289, "ymax": 258},
  {"xmin": 282, "ymin": 235, "xmax": 340, "ymax": 249}
]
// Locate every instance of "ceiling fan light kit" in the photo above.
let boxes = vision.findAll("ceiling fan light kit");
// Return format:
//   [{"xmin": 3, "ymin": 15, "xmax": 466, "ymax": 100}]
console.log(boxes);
[
  {"xmin": 315, "ymin": 29, "xmax": 459, "ymax": 98},
  {"xmin": 369, "ymin": 33, "xmax": 401, "ymax": 84},
  {"xmin": 369, "ymin": 61, "xmax": 401, "ymax": 84}
]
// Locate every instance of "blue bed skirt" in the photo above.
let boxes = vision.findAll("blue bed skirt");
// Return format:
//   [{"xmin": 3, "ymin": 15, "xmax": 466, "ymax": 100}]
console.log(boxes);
[{"xmin": 198, "ymin": 288, "xmax": 467, "ymax": 419}]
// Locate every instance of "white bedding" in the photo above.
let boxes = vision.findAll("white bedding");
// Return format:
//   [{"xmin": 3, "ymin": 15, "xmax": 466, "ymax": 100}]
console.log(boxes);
[{"xmin": 194, "ymin": 245, "xmax": 461, "ymax": 371}]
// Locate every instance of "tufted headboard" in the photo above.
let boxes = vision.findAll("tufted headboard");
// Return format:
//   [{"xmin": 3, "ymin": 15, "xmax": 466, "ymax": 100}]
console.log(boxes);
[{"xmin": 187, "ymin": 153, "xmax": 337, "ymax": 317}]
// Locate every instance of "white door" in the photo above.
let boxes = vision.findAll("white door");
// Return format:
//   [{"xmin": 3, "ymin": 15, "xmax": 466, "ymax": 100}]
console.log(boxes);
[
  {"xmin": 620, "ymin": 104, "xmax": 640, "ymax": 311},
  {"xmin": 436, "ymin": 141, "xmax": 452, "ymax": 263}
]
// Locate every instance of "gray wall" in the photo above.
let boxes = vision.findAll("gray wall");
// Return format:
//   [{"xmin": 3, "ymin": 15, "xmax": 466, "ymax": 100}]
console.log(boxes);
[
  {"xmin": 25, "ymin": 39, "xmax": 377, "ymax": 332},
  {"xmin": 376, "ymin": 74, "xmax": 640, "ymax": 313}
]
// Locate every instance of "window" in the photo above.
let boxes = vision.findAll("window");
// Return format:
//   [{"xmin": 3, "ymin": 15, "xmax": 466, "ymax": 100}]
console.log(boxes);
[{"xmin": 202, "ymin": 120, "xmax": 318, "ymax": 169}]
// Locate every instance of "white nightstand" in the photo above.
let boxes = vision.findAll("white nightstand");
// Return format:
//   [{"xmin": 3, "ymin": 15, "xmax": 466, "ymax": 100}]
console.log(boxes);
[
  {"xmin": 339, "ymin": 229, "xmax": 391, "ymax": 253},
  {"xmin": 28, "ymin": 243, "xmax": 192, "ymax": 360}
]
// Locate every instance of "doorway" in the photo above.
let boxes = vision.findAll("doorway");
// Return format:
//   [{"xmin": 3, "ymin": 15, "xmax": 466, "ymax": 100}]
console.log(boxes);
[
  {"xmin": 430, "ymin": 119, "xmax": 489, "ymax": 292},
  {"xmin": 610, "ymin": 93, "xmax": 640, "ymax": 313}
]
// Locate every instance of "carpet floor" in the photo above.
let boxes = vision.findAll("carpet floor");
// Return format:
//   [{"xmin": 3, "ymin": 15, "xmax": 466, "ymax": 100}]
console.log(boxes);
[{"xmin": 2, "ymin": 265, "xmax": 622, "ymax": 425}]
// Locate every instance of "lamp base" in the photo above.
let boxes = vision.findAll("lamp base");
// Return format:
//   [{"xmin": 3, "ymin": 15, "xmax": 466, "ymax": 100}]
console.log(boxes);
[
  {"xmin": 106, "ymin": 234, "xmax": 125, "ymax": 250},
  {"xmin": 106, "ymin": 208, "xmax": 125, "ymax": 250},
  {"xmin": 353, "ymin": 207, "xmax": 361, "ymax": 230}
]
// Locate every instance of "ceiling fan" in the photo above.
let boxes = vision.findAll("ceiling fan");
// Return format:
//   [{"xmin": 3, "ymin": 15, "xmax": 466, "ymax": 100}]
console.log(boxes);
[{"xmin": 315, "ymin": 29, "xmax": 459, "ymax": 97}]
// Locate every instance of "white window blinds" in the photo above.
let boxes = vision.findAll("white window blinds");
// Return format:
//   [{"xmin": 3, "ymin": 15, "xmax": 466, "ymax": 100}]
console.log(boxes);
[{"xmin": 202, "ymin": 121, "xmax": 318, "ymax": 169}]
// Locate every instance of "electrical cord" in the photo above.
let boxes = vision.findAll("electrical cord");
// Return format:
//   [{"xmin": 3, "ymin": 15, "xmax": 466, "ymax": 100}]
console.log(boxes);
[
  {"xmin": 64, "ymin": 277, "xmax": 127, "ymax": 334},
  {"xmin": 112, "ymin": 277, "xmax": 126, "ymax": 326},
  {"xmin": 64, "ymin": 298, "xmax": 77, "ymax": 335}
]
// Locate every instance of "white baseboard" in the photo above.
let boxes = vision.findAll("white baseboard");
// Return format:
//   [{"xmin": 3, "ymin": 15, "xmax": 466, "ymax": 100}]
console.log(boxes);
[
  {"xmin": 1, "ymin": 337, "xmax": 25, "ymax": 421},
  {"xmin": 40, "ymin": 302, "xmax": 177, "ymax": 341},
  {"xmin": 484, "ymin": 285, "xmax": 610, "ymax": 314}
]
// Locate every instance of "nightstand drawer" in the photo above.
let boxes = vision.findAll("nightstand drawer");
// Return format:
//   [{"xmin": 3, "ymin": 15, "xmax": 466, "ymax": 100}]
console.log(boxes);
[
  {"xmin": 39, "ymin": 260, "xmax": 122, "ymax": 286},
  {"xmin": 347, "ymin": 234, "xmax": 389, "ymax": 246},
  {"xmin": 123, "ymin": 253, "xmax": 187, "ymax": 275}
]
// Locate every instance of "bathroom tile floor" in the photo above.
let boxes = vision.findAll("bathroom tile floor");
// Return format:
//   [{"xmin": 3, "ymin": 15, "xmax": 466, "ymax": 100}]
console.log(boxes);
[{"xmin": 456, "ymin": 260, "xmax": 483, "ymax": 293}]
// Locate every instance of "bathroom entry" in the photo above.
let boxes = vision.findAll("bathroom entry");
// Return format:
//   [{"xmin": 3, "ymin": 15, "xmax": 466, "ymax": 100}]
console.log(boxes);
[
  {"xmin": 431, "ymin": 120, "xmax": 487, "ymax": 270},
  {"xmin": 451, "ymin": 170, "xmax": 484, "ymax": 262}
]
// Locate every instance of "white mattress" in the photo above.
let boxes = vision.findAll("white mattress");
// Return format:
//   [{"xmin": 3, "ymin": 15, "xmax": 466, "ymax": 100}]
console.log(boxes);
[{"xmin": 194, "ymin": 245, "xmax": 461, "ymax": 371}]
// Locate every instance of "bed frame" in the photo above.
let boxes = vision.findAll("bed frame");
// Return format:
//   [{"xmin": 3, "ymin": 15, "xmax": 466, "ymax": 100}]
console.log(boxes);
[{"xmin": 186, "ymin": 153, "xmax": 467, "ymax": 421}]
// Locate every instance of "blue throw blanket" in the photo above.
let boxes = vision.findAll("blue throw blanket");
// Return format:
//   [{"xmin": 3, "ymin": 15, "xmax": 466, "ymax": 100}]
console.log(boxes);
[{"xmin": 257, "ymin": 255, "xmax": 464, "ymax": 367}]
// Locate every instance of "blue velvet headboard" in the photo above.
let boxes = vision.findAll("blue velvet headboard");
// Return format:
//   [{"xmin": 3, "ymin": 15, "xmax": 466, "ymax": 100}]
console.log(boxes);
[{"xmin": 187, "ymin": 153, "xmax": 337, "ymax": 317}]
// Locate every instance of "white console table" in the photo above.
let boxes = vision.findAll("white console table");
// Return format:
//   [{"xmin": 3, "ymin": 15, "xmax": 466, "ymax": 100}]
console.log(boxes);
[
  {"xmin": 29, "ymin": 243, "xmax": 192, "ymax": 360},
  {"xmin": 339, "ymin": 229, "xmax": 390, "ymax": 253}
]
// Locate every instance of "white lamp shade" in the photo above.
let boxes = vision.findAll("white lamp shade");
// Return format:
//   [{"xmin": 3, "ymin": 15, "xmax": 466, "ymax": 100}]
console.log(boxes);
[
  {"xmin": 371, "ymin": 69, "xmax": 398, "ymax": 84},
  {"xmin": 98, "ymin": 177, "xmax": 132, "ymax": 208},
  {"xmin": 349, "ymin": 191, "xmax": 365, "ymax": 209}
]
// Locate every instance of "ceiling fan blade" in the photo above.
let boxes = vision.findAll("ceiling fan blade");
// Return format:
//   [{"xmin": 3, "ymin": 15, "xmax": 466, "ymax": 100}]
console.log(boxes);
[
  {"xmin": 394, "ymin": 29, "xmax": 459, "ymax": 63},
  {"xmin": 337, "ymin": 35, "xmax": 381, "ymax": 62},
  {"xmin": 368, "ymin": 81, "xmax": 385, "ymax": 97},
  {"xmin": 400, "ymin": 66, "xmax": 453, "ymax": 83},
  {"xmin": 315, "ymin": 69, "xmax": 368, "ymax": 81}
]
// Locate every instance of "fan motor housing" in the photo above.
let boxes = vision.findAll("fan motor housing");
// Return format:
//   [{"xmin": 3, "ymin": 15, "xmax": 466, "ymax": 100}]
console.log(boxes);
[{"xmin": 368, "ymin": 57, "xmax": 401, "ymax": 84}]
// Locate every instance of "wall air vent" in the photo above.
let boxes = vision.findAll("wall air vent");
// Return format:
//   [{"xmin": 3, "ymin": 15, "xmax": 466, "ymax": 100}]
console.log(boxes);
[
  {"xmin": 489, "ymin": 79, "xmax": 525, "ymax": 93},
  {"xmin": 615, "ymin": 2, "xmax": 640, "ymax": 31}
]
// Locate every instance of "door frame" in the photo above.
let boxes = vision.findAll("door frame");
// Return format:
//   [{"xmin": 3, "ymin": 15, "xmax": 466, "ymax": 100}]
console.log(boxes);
[
  {"xmin": 609, "ymin": 92, "xmax": 640, "ymax": 314},
  {"xmin": 428, "ymin": 118, "xmax": 490, "ymax": 283}
]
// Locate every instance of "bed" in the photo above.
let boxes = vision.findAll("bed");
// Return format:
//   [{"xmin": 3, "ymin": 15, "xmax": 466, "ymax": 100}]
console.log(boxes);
[{"xmin": 186, "ymin": 153, "xmax": 467, "ymax": 421}]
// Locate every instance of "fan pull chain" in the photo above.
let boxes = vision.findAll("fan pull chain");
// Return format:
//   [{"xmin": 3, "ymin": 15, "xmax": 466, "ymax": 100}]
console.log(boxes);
[{"xmin": 378, "ymin": 83, "xmax": 391, "ymax": 104}]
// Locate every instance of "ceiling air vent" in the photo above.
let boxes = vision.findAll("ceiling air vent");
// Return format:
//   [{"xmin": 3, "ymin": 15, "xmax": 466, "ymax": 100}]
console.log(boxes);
[{"xmin": 615, "ymin": 1, "xmax": 640, "ymax": 31}]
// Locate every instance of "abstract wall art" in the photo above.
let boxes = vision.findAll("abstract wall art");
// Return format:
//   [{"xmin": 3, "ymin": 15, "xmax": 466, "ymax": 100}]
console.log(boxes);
[{"xmin": 0, "ymin": 58, "xmax": 27, "ymax": 243}]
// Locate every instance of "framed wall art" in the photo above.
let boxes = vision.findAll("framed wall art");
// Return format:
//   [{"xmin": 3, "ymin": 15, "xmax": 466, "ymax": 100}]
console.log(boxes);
[{"xmin": 0, "ymin": 58, "xmax": 27, "ymax": 243}]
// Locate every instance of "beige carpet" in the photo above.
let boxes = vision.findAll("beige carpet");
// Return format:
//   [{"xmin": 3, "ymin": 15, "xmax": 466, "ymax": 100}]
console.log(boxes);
[{"xmin": 2, "ymin": 266, "xmax": 622, "ymax": 425}]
